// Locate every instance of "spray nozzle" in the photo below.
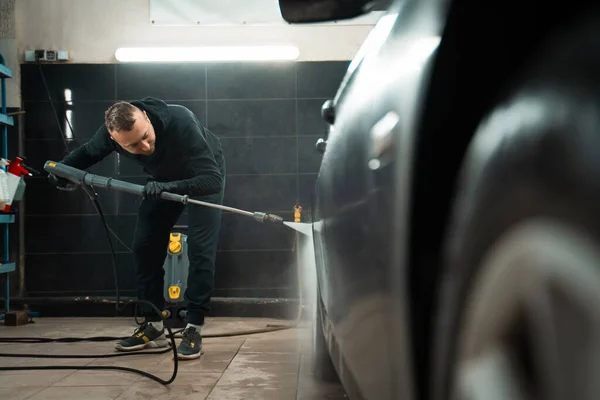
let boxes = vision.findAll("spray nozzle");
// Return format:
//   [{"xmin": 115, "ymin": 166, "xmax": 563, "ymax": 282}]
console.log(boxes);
[{"xmin": 252, "ymin": 212, "xmax": 284, "ymax": 224}]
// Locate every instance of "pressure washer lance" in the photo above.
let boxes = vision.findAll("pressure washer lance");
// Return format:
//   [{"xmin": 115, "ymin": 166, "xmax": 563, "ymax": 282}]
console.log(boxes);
[{"xmin": 44, "ymin": 161, "xmax": 285, "ymax": 225}]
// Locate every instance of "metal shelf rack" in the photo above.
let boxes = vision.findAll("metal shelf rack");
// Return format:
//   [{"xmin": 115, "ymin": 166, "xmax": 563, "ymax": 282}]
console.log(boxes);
[{"xmin": 0, "ymin": 52, "xmax": 15, "ymax": 314}]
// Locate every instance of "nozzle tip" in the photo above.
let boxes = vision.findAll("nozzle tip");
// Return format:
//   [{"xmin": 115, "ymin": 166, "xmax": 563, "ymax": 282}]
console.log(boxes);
[
  {"xmin": 265, "ymin": 213, "xmax": 284, "ymax": 224},
  {"xmin": 252, "ymin": 212, "xmax": 284, "ymax": 224}
]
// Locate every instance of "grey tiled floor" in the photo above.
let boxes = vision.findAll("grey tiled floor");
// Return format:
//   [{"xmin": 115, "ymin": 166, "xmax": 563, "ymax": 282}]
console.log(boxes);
[{"xmin": 0, "ymin": 317, "xmax": 347, "ymax": 400}]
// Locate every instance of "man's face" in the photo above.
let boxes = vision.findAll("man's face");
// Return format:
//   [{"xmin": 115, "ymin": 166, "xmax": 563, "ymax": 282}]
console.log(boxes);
[{"xmin": 109, "ymin": 109, "xmax": 156, "ymax": 155}]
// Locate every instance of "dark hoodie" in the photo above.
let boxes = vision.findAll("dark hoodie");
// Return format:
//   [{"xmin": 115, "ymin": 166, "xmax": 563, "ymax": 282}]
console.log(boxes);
[{"xmin": 61, "ymin": 97, "xmax": 224, "ymax": 196}]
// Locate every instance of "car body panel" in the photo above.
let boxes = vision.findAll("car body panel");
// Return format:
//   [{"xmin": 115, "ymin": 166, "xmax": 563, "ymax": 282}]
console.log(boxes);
[{"xmin": 311, "ymin": 0, "xmax": 450, "ymax": 399}]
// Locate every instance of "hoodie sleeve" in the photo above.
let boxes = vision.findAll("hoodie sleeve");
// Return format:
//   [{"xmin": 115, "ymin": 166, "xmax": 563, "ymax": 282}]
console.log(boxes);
[
  {"xmin": 60, "ymin": 126, "xmax": 115, "ymax": 170},
  {"xmin": 163, "ymin": 125, "xmax": 223, "ymax": 197}
]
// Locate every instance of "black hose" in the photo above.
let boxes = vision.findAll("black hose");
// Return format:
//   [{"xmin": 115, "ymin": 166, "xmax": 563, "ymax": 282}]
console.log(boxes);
[
  {"xmin": 0, "ymin": 184, "xmax": 303, "ymax": 383},
  {"xmin": 0, "ymin": 185, "xmax": 180, "ymax": 385}
]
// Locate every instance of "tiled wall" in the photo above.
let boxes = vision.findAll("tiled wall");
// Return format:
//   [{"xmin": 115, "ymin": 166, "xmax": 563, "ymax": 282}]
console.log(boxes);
[{"xmin": 19, "ymin": 61, "xmax": 349, "ymax": 302}]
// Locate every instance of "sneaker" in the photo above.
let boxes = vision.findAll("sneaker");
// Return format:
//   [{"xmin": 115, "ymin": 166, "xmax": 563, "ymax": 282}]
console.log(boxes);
[
  {"xmin": 115, "ymin": 322, "xmax": 168, "ymax": 352},
  {"xmin": 177, "ymin": 326, "xmax": 203, "ymax": 360}
]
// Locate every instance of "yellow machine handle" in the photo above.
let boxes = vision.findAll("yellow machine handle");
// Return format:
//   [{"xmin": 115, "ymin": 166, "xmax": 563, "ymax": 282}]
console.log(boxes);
[
  {"xmin": 169, "ymin": 232, "xmax": 182, "ymax": 253},
  {"xmin": 168, "ymin": 286, "xmax": 181, "ymax": 299}
]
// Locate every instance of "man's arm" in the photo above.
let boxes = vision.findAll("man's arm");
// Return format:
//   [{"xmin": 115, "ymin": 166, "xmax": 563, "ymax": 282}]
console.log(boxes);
[
  {"xmin": 145, "ymin": 124, "xmax": 223, "ymax": 198},
  {"xmin": 61, "ymin": 126, "xmax": 115, "ymax": 169},
  {"xmin": 157, "ymin": 165, "xmax": 222, "ymax": 197},
  {"xmin": 49, "ymin": 126, "xmax": 115, "ymax": 190}
]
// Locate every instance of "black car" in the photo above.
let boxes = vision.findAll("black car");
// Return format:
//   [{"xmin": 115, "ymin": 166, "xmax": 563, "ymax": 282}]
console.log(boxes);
[{"xmin": 280, "ymin": 0, "xmax": 600, "ymax": 399}]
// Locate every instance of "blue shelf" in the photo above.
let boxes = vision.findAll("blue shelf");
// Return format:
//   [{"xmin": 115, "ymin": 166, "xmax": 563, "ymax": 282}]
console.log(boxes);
[
  {"xmin": 0, "ymin": 262, "xmax": 15, "ymax": 274},
  {"xmin": 0, "ymin": 113, "xmax": 13, "ymax": 127},
  {"xmin": 0, "ymin": 214, "xmax": 15, "ymax": 223},
  {"xmin": 1, "ymin": 53, "xmax": 13, "ymax": 314},
  {"xmin": 0, "ymin": 63, "xmax": 11, "ymax": 79}
]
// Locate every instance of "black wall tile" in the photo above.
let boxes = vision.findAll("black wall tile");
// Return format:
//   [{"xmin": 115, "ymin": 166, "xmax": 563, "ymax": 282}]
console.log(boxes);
[
  {"xmin": 214, "ymin": 250, "xmax": 296, "ymax": 291},
  {"xmin": 297, "ymin": 99, "xmax": 328, "ymax": 136},
  {"xmin": 298, "ymin": 136, "xmax": 323, "ymax": 173},
  {"xmin": 298, "ymin": 174, "xmax": 318, "ymax": 210},
  {"xmin": 116, "ymin": 63, "xmax": 206, "ymax": 100},
  {"xmin": 25, "ymin": 177, "xmax": 118, "ymax": 216},
  {"xmin": 211, "ymin": 287, "xmax": 292, "ymax": 298},
  {"xmin": 20, "ymin": 60, "xmax": 351, "ymax": 306},
  {"xmin": 25, "ymin": 253, "xmax": 122, "ymax": 293},
  {"xmin": 220, "ymin": 137, "xmax": 297, "ymax": 174},
  {"xmin": 6, "ymin": 117, "xmax": 19, "ymax": 158},
  {"xmin": 25, "ymin": 215, "xmax": 122, "ymax": 254},
  {"xmin": 297, "ymin": 61, "xmax": 349, "ymax": 98},
  {"xmin": 25, "ymin": 140, "xmax": 117, "ymax": 176},
  {"xmin": 169, "ymin": 101, "xmax": 207, "ymax": 125},
  {"xmin": 217, "ymin": 212, "xmax": 295, "ymax": 251},
  {"xmin": 24, "ymin": 101, "xmax": 115, "ymax": 141},
  {"xmin": 21, "ymin": 64, "xmax": 116, "ymax": 102},
  {"xmin": 207, "ymin": 100, "xmax": 295, "ymax": 137},
  {"xmin": 207, "ymin": 62, "xmax": 295, "ymax": 99},
  {"xmin": 223, "ymin": 175, "xmax": 297, "ymax": 212}
]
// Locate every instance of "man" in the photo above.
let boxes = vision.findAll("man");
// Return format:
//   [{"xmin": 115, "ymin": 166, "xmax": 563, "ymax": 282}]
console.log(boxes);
[{"xmin": 48, "ymin": 97, "xmax": 226, "ymax": 360}]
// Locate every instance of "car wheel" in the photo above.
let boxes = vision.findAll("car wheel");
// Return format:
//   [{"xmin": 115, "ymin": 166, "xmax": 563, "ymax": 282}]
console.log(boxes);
[
  {"xmin": 312, "ymin": 284, "xmax": 339, "ymax": 382},
  {"xmin": 431, "ymin": 14, "xmax": 600, "ymax": 400}
]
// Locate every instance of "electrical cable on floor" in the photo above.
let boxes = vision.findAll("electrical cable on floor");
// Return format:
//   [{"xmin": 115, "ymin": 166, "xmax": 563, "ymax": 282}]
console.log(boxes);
[
  {"xmin": 0, "ymin": 61, "xmax": 306, "ymax": 384},
  {"xmin": 0, "ymin": 184, "xmax": 180, "ymax": 385}
]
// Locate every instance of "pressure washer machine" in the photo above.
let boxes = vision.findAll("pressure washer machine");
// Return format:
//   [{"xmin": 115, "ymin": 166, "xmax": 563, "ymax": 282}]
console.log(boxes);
[{"xmin": 161, "ymin": 231, "xmax": 190, "ymax": 328}]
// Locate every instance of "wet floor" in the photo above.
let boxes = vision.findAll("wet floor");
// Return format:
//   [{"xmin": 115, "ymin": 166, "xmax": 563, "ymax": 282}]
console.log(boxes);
[{"xmin": 0, "ymin": 317, "xmax": 347, "ymax": 400}]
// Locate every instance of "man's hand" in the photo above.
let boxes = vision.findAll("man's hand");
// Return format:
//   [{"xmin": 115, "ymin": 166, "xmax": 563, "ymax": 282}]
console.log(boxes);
[
  {"xmin": 143, "ymin": 181, "xmax": 178, "ymax": 199},
  {"xmin": 47, "ymin": 173, "xmax": 78, "ymax": 192}
]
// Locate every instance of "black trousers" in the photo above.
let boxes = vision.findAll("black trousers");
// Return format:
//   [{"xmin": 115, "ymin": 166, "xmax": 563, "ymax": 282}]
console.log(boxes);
[{"xmin": 132, "ymin": 163, "xmax": 226, "ymax": 326}]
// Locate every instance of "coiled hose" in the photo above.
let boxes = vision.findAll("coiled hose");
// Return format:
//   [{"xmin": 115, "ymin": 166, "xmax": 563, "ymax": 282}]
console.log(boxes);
[{"xmin": 0, "ymin": 185, "xmax": 305, "ymax": 384}]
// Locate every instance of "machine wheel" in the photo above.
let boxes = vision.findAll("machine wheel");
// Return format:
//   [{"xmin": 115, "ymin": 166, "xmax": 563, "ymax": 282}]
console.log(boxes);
[
  {"xmin": 431, "ymin": 15, "xmax": 600, "ymax": 400},
  {"xmin": 312, "ymin": 284, "xmax": 339, "ymax": 382}
]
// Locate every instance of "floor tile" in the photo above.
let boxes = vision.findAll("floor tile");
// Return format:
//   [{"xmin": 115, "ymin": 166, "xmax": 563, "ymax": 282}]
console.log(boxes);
[
  {"xmin": 238, "ymin": 338, "xmax": 302, "ymax": 353},
  {"xmin": 216, "ymin": 371, "xmax": 298, "ymax": 388},
  {"xmin": 88, "ymin": 353, "xmax": 171, "ymax": 373},
  {"xmin": 115, "ymin": 382, "xmax": 212, "ymax": 400},
  {"xmin": 27, "ymin": 385, "xmax": 126, "ymax": 400},
  {"xmin": 206, "ymin": 386, "xmax": 297, "ymax": 400},
  {"xmin": 226, "ymin": 355, "xmax": 300, "ymax": 374},
  {"xmin": 140, "ymin": 372, "xmax": 222, "ymax": 387},
  {"xmin": 0, "ymin": 386, "xmax": 47, "ymax": 400},
  {"xmin": 232, "ymin": 351, "xmax": 300, "ymax": 364},
  {"xmin": 0, "ymin": 356, "xmax": 28, "ymax": 368},
  {"xmin": 152, "ymin": 350, "xmax": 236, "ymax": 373},
  {"xmin": 52, "ymin": 370, "xmax": 141, "ymax": 386},
  {"xmin": 0, "ymin": 371, "xmax": 75, "ymax": 387},
  {"xmin": 202, "ymin": 337, "xmax": 246, "ymax": 351},
  {"xmin": 0, "ymin": 318, "xmax": 347, "ymax": 398}
]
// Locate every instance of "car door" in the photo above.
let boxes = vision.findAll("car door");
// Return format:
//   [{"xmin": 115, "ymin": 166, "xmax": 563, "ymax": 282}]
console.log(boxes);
[
  {"xmin": 311, "ymin": 13, "xmax": 406, "ymax": 400},
  {"xmin": 310, "ymin": 0, "xmax": 447, "ymax": 398}
]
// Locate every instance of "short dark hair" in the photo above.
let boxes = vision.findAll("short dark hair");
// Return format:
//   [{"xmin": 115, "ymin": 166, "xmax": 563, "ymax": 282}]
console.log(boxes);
[{"xmin": 104, "ymin": 101, "xmax": 139, "ymax": 132}]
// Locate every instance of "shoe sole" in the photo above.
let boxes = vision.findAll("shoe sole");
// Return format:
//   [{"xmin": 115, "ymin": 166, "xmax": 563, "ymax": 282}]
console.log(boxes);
[
  {"xmin": 176, "ymin": 349, "xmax": 204, "ymax": 360},
  {"xmin": 115, "ymin": 339, "xmax": 169, "ymax": 352}
]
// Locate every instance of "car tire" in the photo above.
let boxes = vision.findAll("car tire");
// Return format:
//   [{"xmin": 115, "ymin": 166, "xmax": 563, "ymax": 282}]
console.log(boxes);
[
  {"xmin": 312, "ymin": 284, "xmax": 339, "ymax": 382},
  {"xmin": 431, "ymin": 14, "xmax": 600, "ymax": 400}
]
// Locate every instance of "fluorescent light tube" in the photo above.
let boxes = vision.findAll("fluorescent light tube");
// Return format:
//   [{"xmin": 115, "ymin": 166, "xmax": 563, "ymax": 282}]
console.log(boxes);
[{"xmin": 115, "ymin": 46, "xmax": 300, "ymax": 62}]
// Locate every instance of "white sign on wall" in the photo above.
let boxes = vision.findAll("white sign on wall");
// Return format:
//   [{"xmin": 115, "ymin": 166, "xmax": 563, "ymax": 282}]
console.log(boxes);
[{"xmin": 149, "ymin": 0, "xmax": 384, "ymax": 26}]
